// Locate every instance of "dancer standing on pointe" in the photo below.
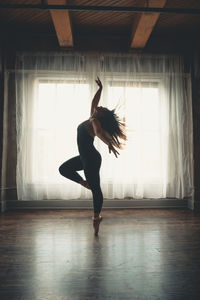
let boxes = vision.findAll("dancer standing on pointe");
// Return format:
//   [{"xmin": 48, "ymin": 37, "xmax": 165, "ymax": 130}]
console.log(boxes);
[{"xmin": 59, "ymin": 78, "xmax": 126, "ymax": 236}]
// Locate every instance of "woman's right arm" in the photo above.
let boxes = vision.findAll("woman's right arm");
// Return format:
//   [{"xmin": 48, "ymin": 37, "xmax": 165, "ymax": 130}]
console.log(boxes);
[{"xmin": 90, "ymin": 77, "xmax": 102, "ymax": 116}]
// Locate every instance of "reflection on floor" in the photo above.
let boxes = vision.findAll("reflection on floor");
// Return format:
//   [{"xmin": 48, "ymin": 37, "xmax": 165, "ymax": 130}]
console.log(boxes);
[{"xmin": 0, "ymin": 208, "xmax": 200, "ymax": 300}]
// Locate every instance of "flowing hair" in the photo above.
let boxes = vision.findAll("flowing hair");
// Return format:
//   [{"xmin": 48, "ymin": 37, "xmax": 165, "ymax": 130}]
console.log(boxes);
[{"xmin": 97, "ymin": 108, "xmax": 127, "ymax": 149}]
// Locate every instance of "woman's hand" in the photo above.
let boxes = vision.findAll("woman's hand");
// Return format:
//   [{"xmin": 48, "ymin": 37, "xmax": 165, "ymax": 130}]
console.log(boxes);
[
  {"xmin": 108, "ymin": 143, "xmax": 119, "ymax": 158},
  {"xmin": 95, "ymin": 77, "xmax": 102, "ymax": 89}
]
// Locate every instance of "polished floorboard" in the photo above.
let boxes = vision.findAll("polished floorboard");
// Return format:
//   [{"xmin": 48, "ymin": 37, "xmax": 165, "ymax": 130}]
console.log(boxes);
[{"xmin": 0, "ymin": 208, "xmax": 200, "ymax": 300}]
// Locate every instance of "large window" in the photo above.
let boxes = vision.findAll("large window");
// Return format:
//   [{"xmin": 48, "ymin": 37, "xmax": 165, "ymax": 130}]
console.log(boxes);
[
  {"xmin": 106, "ymin": 81, "xmax": 165, "ymax": 183},
  {"xmin": 28, "ymin": 78, "xmax": 168, "ymax": 199},
  {"xmin": 31, "ymin": 80, "xmax": 90, "ymax": 185},
  {"xmin": 15, "ymin": 53, "xmax": 193, "ymax": 201}
]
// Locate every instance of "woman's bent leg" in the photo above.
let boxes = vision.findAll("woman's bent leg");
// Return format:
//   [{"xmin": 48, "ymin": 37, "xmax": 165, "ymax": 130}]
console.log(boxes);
[{"xmin": 59, "ymin": 156, "xmax": 83, "ymax": 183}]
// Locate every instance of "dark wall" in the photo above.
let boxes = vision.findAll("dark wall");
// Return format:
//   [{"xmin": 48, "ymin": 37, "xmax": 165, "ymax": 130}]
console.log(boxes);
[
  {"xmin": 0, "ymin": 46, "xmax": 4, "ymax": 206},
  {"xmin": 6, "ymin": 73, "xmax": 17, "ymax": 201},
  {"xmin": 3, "ymin": 29, "xmax": 200, "ymax": 58},
  {"xmin": 191, "ymin": 51, "xmax": 200, "ymax": 210}
]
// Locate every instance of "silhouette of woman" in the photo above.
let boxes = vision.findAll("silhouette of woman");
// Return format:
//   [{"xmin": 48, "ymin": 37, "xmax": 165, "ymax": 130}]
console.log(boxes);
[{"xmin": 59, "ymin": 78, "xmax": 126, "ymax": 236}]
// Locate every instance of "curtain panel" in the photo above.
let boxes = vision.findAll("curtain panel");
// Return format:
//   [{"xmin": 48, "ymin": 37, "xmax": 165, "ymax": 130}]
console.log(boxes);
[{"xmin": 15, "ymin": 52, "xmax": 193, "ymax": 201}]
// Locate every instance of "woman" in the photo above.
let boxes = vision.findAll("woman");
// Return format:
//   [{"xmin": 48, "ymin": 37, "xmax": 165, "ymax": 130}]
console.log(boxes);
[{"xmin": 59, "ymin": 78, "xmax": 126, "ymax": 236}]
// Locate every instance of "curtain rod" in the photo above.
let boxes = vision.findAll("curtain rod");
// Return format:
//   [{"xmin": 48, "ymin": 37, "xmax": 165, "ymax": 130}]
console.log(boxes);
[{"xmin": 0, "ymin": 4, "xmax": 200, "ymax": 15}]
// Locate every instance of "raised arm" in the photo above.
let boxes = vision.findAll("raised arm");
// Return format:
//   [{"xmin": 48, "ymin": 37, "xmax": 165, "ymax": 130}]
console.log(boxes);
[{"xmin": 90, "ymin": 77, "xmax": 102, "ymax": 116}]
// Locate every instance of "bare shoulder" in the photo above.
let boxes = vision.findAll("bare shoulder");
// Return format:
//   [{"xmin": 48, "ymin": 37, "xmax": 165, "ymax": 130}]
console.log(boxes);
[
  {"xmin": 90, "ymin": 118, "xmax": 102, "ymax": 135},
  {"xmin": 84, "ymin": 119, "xmax": 96, "ymax": 137}
]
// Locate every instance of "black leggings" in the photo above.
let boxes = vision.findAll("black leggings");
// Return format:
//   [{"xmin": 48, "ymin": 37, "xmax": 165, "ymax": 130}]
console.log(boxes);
[{"xmin": 59, "ymin": 154, "xmax": 103, "ymax": 214}]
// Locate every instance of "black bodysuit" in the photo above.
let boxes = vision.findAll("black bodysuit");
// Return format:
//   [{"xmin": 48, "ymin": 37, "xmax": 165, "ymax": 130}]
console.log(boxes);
[{"xmin": 59, "ymin": 121, "xmax": 103, "ymax": 214}]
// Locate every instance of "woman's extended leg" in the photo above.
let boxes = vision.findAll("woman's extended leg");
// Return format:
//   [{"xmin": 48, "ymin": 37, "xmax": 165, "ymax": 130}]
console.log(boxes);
[
  {"xmin": 59, "ymin": 156, "xmax": 84, "ymax": 184},
  {"xmin": 84, "ymin": 161, "xmax": 103, "ymax": 215},
  {"xmin": 83, "ymin": 156, "xmax": 103, "ymax": 235}
]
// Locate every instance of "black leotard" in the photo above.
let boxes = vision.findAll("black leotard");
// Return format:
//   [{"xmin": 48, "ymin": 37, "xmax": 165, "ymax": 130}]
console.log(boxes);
[{"xmin": 59, "ymin": 120, "xmax": 103, "ymax": 214}]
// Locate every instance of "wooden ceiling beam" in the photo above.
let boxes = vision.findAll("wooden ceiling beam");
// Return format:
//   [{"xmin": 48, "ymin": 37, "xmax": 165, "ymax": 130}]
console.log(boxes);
[
  {"xmin": 47, "ymin": 0, "xmax": 73, "ymax": 47},
  {"xmin": 131, "ymin": 0, "xmax": 167, "ymax": 49}
]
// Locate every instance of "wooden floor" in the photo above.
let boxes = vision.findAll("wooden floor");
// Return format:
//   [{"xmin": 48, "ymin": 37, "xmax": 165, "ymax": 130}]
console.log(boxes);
[{"xmin": 0, "ymin": 209, "xmax": 200, "ymax": 300}]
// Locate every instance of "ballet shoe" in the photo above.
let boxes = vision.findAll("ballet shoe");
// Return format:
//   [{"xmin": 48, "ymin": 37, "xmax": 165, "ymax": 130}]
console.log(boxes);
[{"xmin": 92, "ymin": 216, "xmax": 103, "ymax": 236}]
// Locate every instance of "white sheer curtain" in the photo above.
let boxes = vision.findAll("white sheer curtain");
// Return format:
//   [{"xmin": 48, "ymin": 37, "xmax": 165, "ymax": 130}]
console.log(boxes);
[{"xmin": 15, "ymin": 52, "xmax": 193, "ymax": 201}]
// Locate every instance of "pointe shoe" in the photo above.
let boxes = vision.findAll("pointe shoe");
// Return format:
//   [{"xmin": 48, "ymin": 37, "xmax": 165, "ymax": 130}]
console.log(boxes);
[{"xmin": 92, "ymin": 216, "xmax": 103, "ymax": 236}]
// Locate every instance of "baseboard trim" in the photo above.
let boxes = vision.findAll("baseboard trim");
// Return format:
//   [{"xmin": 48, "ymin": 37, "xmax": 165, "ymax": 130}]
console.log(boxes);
[
  {"xmin": 188, "ymin": 198, "xmax": 194, "ymax": 210},
  {"xmin": 4, "ymin": 198, "xmax": 189, "ymax": 210},
  {"xmin": 0, "ymin": 201, "xmax": 6, "ymax": 213}
]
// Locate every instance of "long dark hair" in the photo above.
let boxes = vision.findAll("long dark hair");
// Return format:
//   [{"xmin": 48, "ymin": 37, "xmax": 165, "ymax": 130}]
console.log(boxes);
[{"xmin": 97, "ymin": 108, "xmax": 127, "ymax": 149}]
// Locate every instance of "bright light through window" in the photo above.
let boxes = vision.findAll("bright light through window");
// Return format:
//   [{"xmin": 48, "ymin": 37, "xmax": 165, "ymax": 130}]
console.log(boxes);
[
  {"xmin": 107, "ymin": 84, "xmax": 163, "ymax": 182},
  {"xmin": 31, "ymin": 79, "xmax": 165, "ymax": 188},
  {"xmin": 31, "ymin": 81, "xmax": 90, "ymax": 184}
]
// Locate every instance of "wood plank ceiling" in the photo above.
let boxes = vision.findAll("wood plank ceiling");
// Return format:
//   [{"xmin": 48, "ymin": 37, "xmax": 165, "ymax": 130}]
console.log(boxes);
[{"xmin": 0, "ymin": 0, "xmax": 200, "ymax": 50}]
